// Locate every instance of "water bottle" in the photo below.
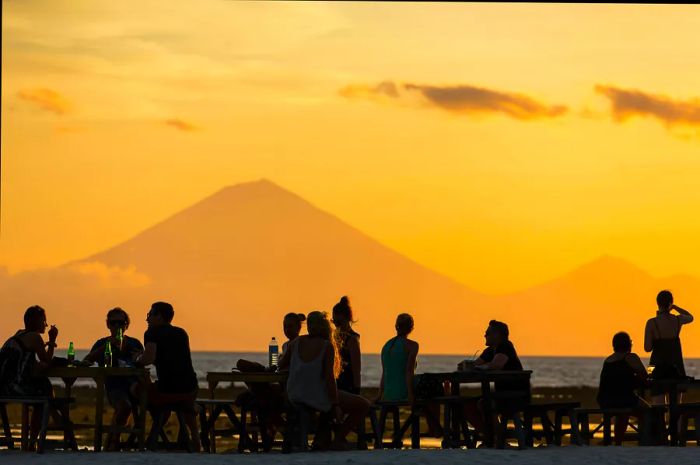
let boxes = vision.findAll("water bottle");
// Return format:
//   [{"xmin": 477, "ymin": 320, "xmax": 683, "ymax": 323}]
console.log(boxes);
[
  {"xmin": 268, "ymin": 337, "xmax": 279, "ymax": 369},
  {"xmin": 67, "ymin": 342, "xmax": 75, "ymax": 366},
  {"xmin": 104, "ymin": 341, "xmax": 113, "ymax": 368}
]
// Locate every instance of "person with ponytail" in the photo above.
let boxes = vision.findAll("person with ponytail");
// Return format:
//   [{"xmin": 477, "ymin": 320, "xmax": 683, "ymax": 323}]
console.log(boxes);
[
  {"xmin": 279, "ymin": 311, "xmax": 369, "ymax": 450},
  {"xmin": 282, "ymin": 312, "xmax": 306, "ymax": 354},
  {"xmin": 332, "ymin": 296, "xmax": 361, "ymax": 394}
]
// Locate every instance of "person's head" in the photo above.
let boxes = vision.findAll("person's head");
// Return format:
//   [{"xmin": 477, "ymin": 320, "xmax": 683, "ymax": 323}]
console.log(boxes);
[
  {"xmin": 485, "ymin": 320, "xmax": 509, "ymax": 347},
  {"xmin": 656, "ymin": 290, "xmax": 673, "ymax": 313},
  {"xmin": 332, "ymin": 296, "xmax": 354, "ymax": 329},
  {"xmin": 283, "ymin": 312, "xmax": 305, "ymax": 341},
  {"xmin": 306, "ymin": 311, "xmax": 341, "ymax": 378},
  {"xmin": 147, "ymin": 301, "xmax": 174, "ymax": 327},
  {"xmin": 106, "ymin": 307, "xmax": 130, "ymax": 336},
  {"xmin": 612, "ymin": 331, "xmax": 632, "ymax": 353},
  {"xmin": 24, "ymin": 305, "xmax": 47, "ymax": 333},
  {"xmin": 395, "ymin": 313, "xmax": 414, "ymax": 337}
]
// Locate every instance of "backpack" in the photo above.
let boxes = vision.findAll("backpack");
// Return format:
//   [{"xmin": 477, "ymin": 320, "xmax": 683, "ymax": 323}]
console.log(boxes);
[{"xmin": 0, "ymin": 335, "xmax": 42, "ymax": 396}]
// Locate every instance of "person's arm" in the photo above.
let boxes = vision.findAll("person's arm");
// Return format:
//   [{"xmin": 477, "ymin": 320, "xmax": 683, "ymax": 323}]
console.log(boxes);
[
  {"xmin": 83, "ymin": 341, "xmax": 105, "ymax": 364},
  {"xmin": 349, "ymin": 335, "xmax": 361, "ymax": 391},
  {"xmin": 626, "ymin": 353, "xmax": 648, "ymax": 379},
  {"xmin": 473, "ymin": 357, "xmax": 487, "ymax": 366},
  {"xmin": 672, "ymin": 304, "xmax": 694, "ymax": 325},
  {"xmin": 278, "ymin": 340, "xmax": 292, "ymax": 371},
  {"xmin": 135, "ymin": 342, "xmax": 156, "ymax": 367},
  {"xmin": 29, "ymin": 333, "xmax": 54, "ymax": 366},
  {"xmin": 406, "ymin": 341, "xmax": 418, "ymax": 403},
  {"xmin": 644, "ymin": 319, "xmax": 654, "ymax": 353},
  {"xmin": 482, "ymin": 353, "xmax": 509, "ymax": 370}
]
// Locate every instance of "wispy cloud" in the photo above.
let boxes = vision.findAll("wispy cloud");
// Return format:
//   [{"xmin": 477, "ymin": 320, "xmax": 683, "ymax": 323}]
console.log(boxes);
[
  {"xmin": 596, "ymin": 85, "xmax": 700, "ymax": 127},
  {"xmin": 164, "ymin": 118, "xmax": 198, "ymax": 132},
  {"xmin": 18, "ymin": 88, "xmax": 71, "ymax": 115},
  {"xmin": 340, "ymin": 80, "xmax": 567, "ymax": 120}
]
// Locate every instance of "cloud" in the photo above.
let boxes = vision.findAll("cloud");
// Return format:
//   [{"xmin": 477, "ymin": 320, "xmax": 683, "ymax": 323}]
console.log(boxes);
[
  {"xmin": 68, "ymin": 261, "xmax": 151, "ymax": 289},
  {"xmin": 596, "ymin": 85, "xmax": 700, "ymax": 127},
  {"xmin": 17, "ymin": 88, "xmax": 71, "ymax": 114},
  {"xmin": 340, "ymin": 80, "xmax": 567, "ymax": 120},
  {"xmin": 164, "ymin": 118, "xmax": 198, "ymax": 132}
]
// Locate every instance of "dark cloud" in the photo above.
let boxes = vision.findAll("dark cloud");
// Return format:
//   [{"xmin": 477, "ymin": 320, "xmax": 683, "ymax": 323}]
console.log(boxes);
[
  {"xmin": 18, "ymin": 88, "xmax": 71, "ymax": 114},
  {"xmin": 164, "ymin": 118, "xmax": 198, "ymax": 132},
  {"xmin": 340, "ymin": 80, "xmax": 567, "ymax": 120},
  {"xmin": 596, "ymin": 85, "xmax": 700, "ymax": 127}
]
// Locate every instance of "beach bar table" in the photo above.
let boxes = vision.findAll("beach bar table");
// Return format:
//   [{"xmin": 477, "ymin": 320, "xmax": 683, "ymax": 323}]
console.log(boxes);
[
  {"xmin": 422, "ymin": 370, "xmax": 532, "ymax": 448},
  {"xmin": 46, "ymin": 366, "xmax": 149, "ymax": 452},
  {"xmin": 202, "ymin": 371, "xmax": 288, "ymax": 452},
  {"xmin": 645, "ymin": 377, "xmax": 700, "ymax": 446}
]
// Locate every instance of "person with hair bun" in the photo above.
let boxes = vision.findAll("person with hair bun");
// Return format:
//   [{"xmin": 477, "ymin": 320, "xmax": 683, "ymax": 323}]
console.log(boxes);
[
  {"xmin": 379, "ymin": 313, "xmax": 418, "ymax": 402},
  {"xmin": 332, "ymin": 296, "xmax": 361, "ymax": 394},
  {"xmin": 279, "ymin": 311, "xmax": 369, "ymax": 450}
]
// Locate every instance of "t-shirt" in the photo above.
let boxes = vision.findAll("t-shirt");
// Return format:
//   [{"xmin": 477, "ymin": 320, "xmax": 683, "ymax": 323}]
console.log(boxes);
[
  {"xmin": 90, "ymin": 335, "xmax": 144, "ymax": 391},
  {"xmin": 479, "ymin": 340, "xmax": 530, "ymax": 394},
  {"xmin": 144, "ymin": 324, "xmax": 198, "ymax": 393}
]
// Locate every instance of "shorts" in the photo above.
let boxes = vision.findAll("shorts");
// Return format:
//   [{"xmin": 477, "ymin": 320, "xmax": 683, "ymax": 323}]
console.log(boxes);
[{"xmin": 147, "ymin": 382, "xmax": 197, "ymax": 409}]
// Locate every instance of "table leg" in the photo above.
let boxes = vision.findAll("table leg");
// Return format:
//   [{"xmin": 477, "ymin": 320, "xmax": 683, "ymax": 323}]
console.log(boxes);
[
  {"xmin": 94, "ymin": 377, "xmax": 105, "ymax": 452},
  {"xmin": 482, "ymin": 380, "xmax": 494, "ymax": 448},
  {"xmin": 137, "ymin": 375, "xmax": 148, "ymax": 450},
  {"xmin": 669, "ymin": 384, "xmax": 679, "ymax": 446}
]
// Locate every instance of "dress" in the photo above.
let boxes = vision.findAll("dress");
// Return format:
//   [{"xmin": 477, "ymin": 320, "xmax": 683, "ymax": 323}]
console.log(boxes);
[{"xmin": 649, "ymin": 317, "xmax": 686, "ymax": 395}]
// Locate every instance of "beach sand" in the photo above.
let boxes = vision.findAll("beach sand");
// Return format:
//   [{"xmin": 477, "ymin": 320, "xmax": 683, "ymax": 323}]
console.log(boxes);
[{"xmin": 2, "ymin": 447, "xmax": 700, "ymax": 465}]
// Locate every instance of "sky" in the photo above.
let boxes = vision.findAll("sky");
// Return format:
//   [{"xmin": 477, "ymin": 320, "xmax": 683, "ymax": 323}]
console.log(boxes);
[{"xmin": 3, "ymin": 1, "xmax": 700, "ymax": 295}]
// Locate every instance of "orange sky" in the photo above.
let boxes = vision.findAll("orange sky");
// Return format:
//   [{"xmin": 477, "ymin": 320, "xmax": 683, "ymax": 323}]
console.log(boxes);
[{"xmin": 3, "ymin": 2, "xmax": 700, "ymax": 294}]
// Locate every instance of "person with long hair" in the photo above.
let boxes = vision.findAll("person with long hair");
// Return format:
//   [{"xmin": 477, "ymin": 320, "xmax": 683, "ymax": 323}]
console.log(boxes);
[
  {"xmin": 279, "ymin": 311, "xmax": 369, "ymax": 450},
  {"xmin": 332, "ymin": 296, "xmax": 361, "ymax": 394}
]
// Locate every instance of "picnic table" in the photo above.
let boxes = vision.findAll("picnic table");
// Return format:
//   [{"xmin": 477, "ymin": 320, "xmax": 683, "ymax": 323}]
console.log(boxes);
[
  {"xmin": 46, "ymin": 366, "xmax": 149, "ymax": 452},
  {"xmin": 644, "ymin": 377, "xmax": 700, "ymax": 446},
  {"xmin": 421, "ymin": 369, "xmax": 532, "ymax": 448}
]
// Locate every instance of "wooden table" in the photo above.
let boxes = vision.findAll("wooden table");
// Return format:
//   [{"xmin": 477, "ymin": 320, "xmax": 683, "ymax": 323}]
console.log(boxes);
[
  {"xmin": 421, "ymin": 370, "xmax": 532, "ymax": 448},
  {"xmin": 206, "ymin": 371, "xmax": 288, "ymax": 399},
  {"xmin": 646, "ymin": 377, "xmax": 700, "ymax": 446},
  {"xmin": 46, "ymin": 366, "xmax": 149, "ymax": 452}
]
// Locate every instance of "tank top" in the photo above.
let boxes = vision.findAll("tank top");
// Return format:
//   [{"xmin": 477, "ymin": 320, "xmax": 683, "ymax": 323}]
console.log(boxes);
[
  {"xmin": 286, "ymin": 338, "xmax": 332, "ymax": 412},
  {"xmin": 337, "ymin": 329, "xmax": 360, "ymax": 393},
  {"xmin": 381, "ymin": 336, "xmax": 409, "ymax": 401},
  {"xmin": 650, "ymin": 317, "xmax": 686, "ymax": 377}
]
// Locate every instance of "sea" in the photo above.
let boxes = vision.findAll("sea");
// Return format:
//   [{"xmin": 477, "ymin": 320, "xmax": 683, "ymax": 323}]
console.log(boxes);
[{"xmin": 68, "ymin": 351, "xmax": 700, "ymax": 389}]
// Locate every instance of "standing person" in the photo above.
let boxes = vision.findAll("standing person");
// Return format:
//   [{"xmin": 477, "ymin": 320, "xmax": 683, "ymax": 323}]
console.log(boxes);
[
  {"xmin": 134, "ymin": 301, "xmax": 200, "ymax": 451},
  {"xmin": 282, "ymin": 312, "xmax": 306, "ymax": 355},
  {"xmin": 597, "ymin": 332, "xmax": 649, "ymax": 445},
  {"xmin": 0, "ymin": 306, "xmax": 58, "ymax": 449},
  {"xmin": 332, "ymin": 296, "xmax": 361, "ymax": 394},
  {"xmin": 644, "ymin": 290, "xmax": 694, "ymax": 405},
  {"xmin": 279, "ymin": 311, "xmax": 370, "ymax": 450},
  {"xmin": 83, "ymin": 307, "xmax": 144, "ymax": 450}
]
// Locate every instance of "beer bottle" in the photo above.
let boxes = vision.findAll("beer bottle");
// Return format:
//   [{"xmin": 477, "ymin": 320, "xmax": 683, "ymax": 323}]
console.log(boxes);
[
  {"xmin": 67, "ymin": 342, "xmax": 75, "ymax": 367},
  {"xmin": 104, "ymin": 341, "xmax": 113, "ymax": 368}
]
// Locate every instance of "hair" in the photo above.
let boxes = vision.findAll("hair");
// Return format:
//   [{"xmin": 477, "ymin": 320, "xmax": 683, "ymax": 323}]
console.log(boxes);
[
  {"xmin": 612, "ymin": 331, "xmax": 632, "ymax": 352},
  {"xmin": 395, "ymin": 313, "xmax": 414, "ymax": 337},
  {"xmin": 107, "ymin": 307, "xmax": 130, "ymax": 328},
  {"xmin": 332, "ymin": 296, "xmax": 355, "ymax": 325},
  {"xmin": 284, "ymin": 312, "xmax": 306, "ymax": 325},
  {"xmin": 306, "ymin": 311, "xmax": 342, "ymax": 379},
  {"xmin": 24, "ymin": 305, "xmax": 46, "ymax": 330},
  {"xmin": 656, "ymin": 290, "xmax": 673, "ymax": 311},
  {"xmin": 150, "ymin": 301, "xmax": 175, "ymax": 323},
  {"xmin": 488, "ymin": 320, "xmax": 510, "ymax": 340}
]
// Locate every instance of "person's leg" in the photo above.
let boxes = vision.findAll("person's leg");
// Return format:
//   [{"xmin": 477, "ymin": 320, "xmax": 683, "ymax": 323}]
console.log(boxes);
[
  {"xmin": 334, "ymin": 391, "xmax": 370, "ymax": 443},
  {"xmin": 425, "ymin": 402, "xmax": 443, "ymax": 437},
  {"xmin": 462, "ymin": 399, "xmax": 485, "ymax": 435},
  {"xmin": 183, "ymin": 411, "xmax": 201, "ymax": 452},
  {"xmin": 108, "ymin": 393, "xmax": 132, "ymax": 450},
  {"xmin": 613, "ymin": 415, "xmax": 629, "ymax": 446}
]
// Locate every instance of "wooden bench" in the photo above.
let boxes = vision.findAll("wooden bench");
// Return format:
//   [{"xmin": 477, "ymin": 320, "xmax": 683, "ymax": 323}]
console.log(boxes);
[
  {"xmin": 0, "ymin": 396, "xmax": 76, "ymax": 453},
  {"xmin": 678, "ymin": 402, "xmax": 700, "ymax": 447},
  {"xmin": 522, "ymin": 401, "xmax": 581, "ymax": 446},
  {"xmin": 573, "ymin": 405, "xmax": 666, "ymax": 446}
]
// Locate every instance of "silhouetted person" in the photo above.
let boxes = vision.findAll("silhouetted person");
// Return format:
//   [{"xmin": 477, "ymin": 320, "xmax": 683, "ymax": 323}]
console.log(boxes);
[
  {"xmin": 464, "ymin": 320, "xmax": 530, "ymax": 440},
  {"xmin": 134, "ymin": 301, "xmax": 200, "ymax": 451},
  {"xmin": 0, "ymin": 306, "xmax": 57, "ymax": 449},
  {"xmin": 378, "ymin": 313, "xmax": 418, "ymax": 403},
  {"xmin": 332, "ymin": 296, "xmax": 361, "ymax": 394},
  {"xmin": 597, "ymin": 331, "xmax": 649, "ymax": 445},
  {"xmin": 644, "ymin": 290, "xmax": 694, "ymax": 405},
  {"xmin": 279, "ymin": 311, "xmax": 369, "ymax": 450},
  {"xmin": 83, "ymin": 307, "xmax": 144, "ymax": 450},
  {"xmin": 282, "ymin": 312, "xmax": 306, "ymax": 355}
]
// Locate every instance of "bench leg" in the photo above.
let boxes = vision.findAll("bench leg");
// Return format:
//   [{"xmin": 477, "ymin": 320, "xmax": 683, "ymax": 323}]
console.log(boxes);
[
  {"xmin": 602, "ymin": 413, "xmax": 612, "ymax": 446},
  {"xmin": 37, "ymin": 401, "xmax": 50, "ymax": 454},
  {"xmin": 1, "ymin": 404, "xmax": 14, "ymax": 450},
  {"xmin": 410, "ymin": 407, "xmax": 420, "ymax": 449}
]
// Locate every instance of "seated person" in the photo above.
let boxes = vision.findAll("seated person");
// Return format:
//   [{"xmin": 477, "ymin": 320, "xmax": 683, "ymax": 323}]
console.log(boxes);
[
  {"xmin": 282, "ymin": 312, "xmax": 305, "ymax": 355},
  {"xmin": 378, "ymin": 313, "xmax": 442, "ymax": 437},
  {"xmin": 597, "ymin": 331, "xmax": 649, "ymax": 445},
  {"xmin": 135, "ymin": 301, "xmax": 200, "ymax": 451},
  {"xmin": 464, "ymin": 320, "xmax": 530, "ymax": 438},
  {"xmin": 333, "ymin": 297, "xmax": 362, "ymax": 395},
  {"xmin": 279, "ymin": 311, "xmax": 370, "ymax": 451},
  {"xmin": 83, "ymin": 307, "xmax": 144, "ymax": 450},
  {"xmin": 0, "ymin": 306, "xmax": 58, "ymax": 449}
]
